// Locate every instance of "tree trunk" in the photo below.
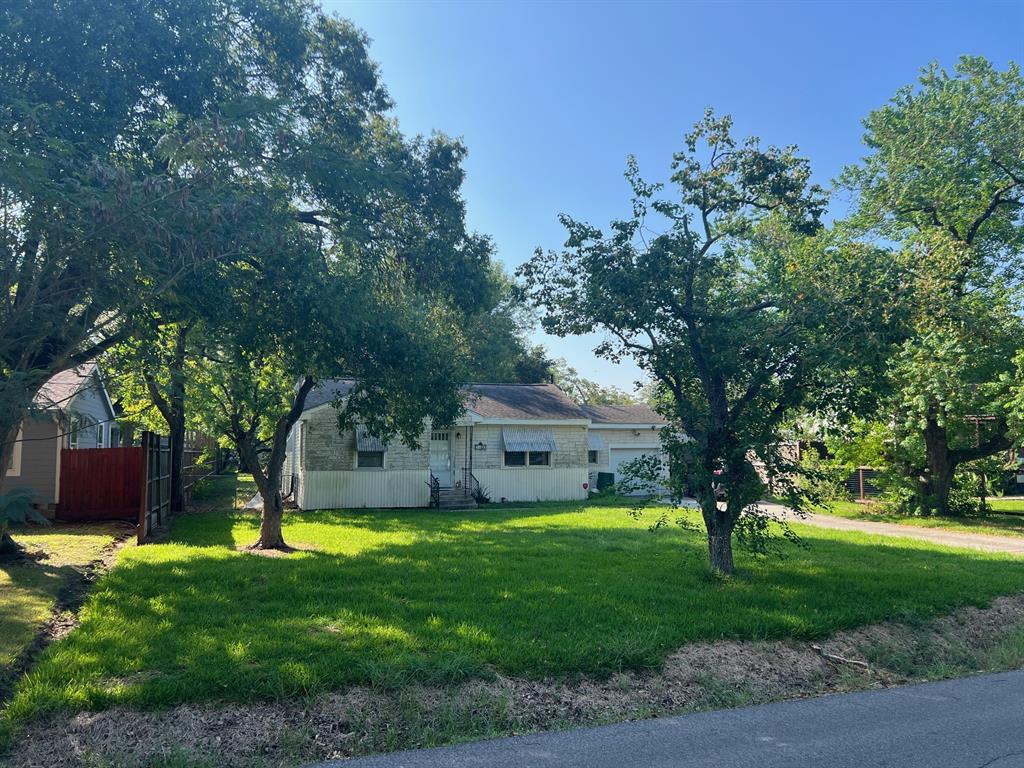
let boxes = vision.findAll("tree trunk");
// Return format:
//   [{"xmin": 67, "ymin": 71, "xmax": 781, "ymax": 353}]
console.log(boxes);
[
  {"xmin": 921, "ymin": 414, "xmax": 956, "ymax": 516},
  {"xmin": 250, "ymin": 473, "xmax": 288, "ymax": 548},
  {"xmin": 233, "ymin": 376, "xmax": 316, "ymax": 552},
  {"xmin": 697, "ymin": 484, "xmax": 736, "ymax": 576},
  {"xmin": 0, "ymin": 421, "xmax": 24, "ymax": 554},
  {"xmin": 707, "ymin": 527, "xmax": 735, "ymax": 575},
  {"xmin": 0, "ymin": 523, "xmax": 21, "ymax": 554},
  {"xmin": 168, "ymin": 412, "xmax": 186, "ymax": 515},
  {"xmin": 146, "ymin": 322, "xmax": 192, "ymax": 516},
  {"xmin": 252, "ymin": 479, "xmax": 286, "ymax": 549}
]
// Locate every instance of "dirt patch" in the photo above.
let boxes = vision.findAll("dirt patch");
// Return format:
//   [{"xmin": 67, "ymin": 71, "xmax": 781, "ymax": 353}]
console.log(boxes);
[
  {"xmin": 0, "ymin": 523, "xmax": 136, "ymax": 706},
  {"xmin": 7, "ymin": 593, "xmax": 1024, "ymax": 768},
  {"xmin": 238, "ymin": 542, "xmax": 319, "ymax": 557}
]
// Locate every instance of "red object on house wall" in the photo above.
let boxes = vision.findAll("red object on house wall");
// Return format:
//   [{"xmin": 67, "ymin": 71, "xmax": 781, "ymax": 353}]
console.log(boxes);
[{"xmin": 56, "ymin": 447, "xmax": 144, "ymax": 521}]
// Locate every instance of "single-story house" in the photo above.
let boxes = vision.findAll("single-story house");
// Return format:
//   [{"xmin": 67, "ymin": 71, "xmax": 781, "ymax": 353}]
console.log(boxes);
[
  {"xmin": 285, "ymin": 380, "xmax": 669, "ymax": 509},
  {"xmin": 1, "ymin": 363, "xmax": 117, "ymax": 511},
  {"xmin": 579, "ymin": 403, "xmax": 669, "ymax": 494}
]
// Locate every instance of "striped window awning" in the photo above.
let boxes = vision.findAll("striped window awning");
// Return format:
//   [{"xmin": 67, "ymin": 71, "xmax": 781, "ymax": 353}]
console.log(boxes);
[
  {"xmin": 355, "ymin": 425, "xmax": 388, "ymax": 452},
  {"xmin": 501, "ymin": 427, "xmax": 556, "ymax": 452},
  {"xmin": 587, "ymin": 432, "xmax": 605, "ymax": 451}
]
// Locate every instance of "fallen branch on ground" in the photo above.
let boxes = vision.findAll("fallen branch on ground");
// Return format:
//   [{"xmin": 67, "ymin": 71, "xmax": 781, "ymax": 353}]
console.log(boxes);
[{"xmin": 811, "ymin": 644, "xmax": 870, "ymax": 669}]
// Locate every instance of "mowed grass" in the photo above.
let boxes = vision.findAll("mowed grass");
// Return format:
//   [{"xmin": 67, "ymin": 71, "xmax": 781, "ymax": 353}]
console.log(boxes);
[
  {"xmin": 5, "ymin": 502, "xmax": 1024, "ymax": 725},
  {"xmin": 0, "ymin": 524, "xmax": 123, "ymax": 669},
  {"xmin": 819, "ymin": 499, "xmax": 1024, "ymax": 538},
  {"xmin": 987, "ymin": 497, "xmax": 1024, "ymax": 515}
]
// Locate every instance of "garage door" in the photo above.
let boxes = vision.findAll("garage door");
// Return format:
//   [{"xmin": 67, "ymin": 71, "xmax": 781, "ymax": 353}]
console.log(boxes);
[{"xmin": 610, "ymin": 447, "xmax": 665, "ymax": 496}]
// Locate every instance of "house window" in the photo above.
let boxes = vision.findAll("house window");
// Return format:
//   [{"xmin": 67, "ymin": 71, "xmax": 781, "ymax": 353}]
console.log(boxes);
[
  {"xmin": 504, "ymin": 450, "xmax": 551, "ymax": 467},
  {"xmin": 357, "ymin": 451, "xmax": 385, "ymax": 469},
  {"xmin": 588, "ymin": 450, "xmax": 598, "ymax": 464},
  {"xmin": 69, "ymin": 415, "xmax": 89, "ymax": 449},
  {"xmin": 109, "ymin": 424, "xmax": 121, "ymax": 448},
  {"xmin": 529, "ymin": 451, "xmax": 550, "ymax": 466},
  {"xmin": 95, "ymin": 423, "xmax": 105, "ymax": 448},
  {"xmin": 504, "ymin": 451, "xmax": 526, "ymax": 467},
  {"xmin": 431, "ymin": 431, "xmax": 449, "ymax": 442}
]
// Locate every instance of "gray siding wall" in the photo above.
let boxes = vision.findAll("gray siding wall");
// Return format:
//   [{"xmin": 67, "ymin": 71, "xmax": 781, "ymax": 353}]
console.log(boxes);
[
  {"xmin": 1, "ymin": 416, "xmax": 60, "ymax": 507},
  {"xmin": 66, "ymin": 374, "xmax": 114, "ymax": 448}
]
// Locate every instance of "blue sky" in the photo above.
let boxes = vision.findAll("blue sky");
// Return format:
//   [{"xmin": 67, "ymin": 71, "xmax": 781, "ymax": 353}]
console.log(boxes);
[{"xmin": 325, "ymin": 0, "xmax": 1022, "ymax": 391}]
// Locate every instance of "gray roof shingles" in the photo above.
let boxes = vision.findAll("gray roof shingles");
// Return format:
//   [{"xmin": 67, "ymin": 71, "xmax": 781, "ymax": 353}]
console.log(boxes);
[
  {"xmin": 579, "ymin": 403, "xmax": 666, "ymax": 425},
  {"xmin": 302, "ymin": 380, "xmax": 666, "ymax": 424},
  {"xmin": 304, "ymin": 379, "xmax": 588, "ymax": 421},
  {"xmin": 464, "ymin": 383, "xmax": 588, "ymax": 420},
  {"xmin": 301, "ymin": 379, "xmax": 359, "ymax": 412},
  {"xmin": 33, "ymin": 364, "xmax": 99, "ymax": 411}
]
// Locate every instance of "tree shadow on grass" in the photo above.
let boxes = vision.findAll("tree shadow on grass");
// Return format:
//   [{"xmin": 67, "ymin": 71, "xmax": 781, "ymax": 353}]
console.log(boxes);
[{"xmin": 10, "ymin": 515, "xmax": 1024, "ymax": 722}]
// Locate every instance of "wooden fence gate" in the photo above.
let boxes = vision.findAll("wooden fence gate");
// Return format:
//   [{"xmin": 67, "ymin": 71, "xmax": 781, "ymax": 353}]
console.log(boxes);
[{"xmin": 138, "ymin": 432, "xmax": 171, "ymax": 543}]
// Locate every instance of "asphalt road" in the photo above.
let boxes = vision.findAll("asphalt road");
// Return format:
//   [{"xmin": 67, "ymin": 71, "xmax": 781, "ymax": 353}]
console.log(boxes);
[{"xmin": 313, "ymin": 671, "xmax": 1024, "ymax": 768}]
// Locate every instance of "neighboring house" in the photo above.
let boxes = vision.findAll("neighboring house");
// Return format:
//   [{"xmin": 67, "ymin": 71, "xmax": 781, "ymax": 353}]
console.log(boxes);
[
  {"xmin": 1, "ymin": 363, "xmax": 117, "ymax": 511},
  {"xmin": 286, "ymin": 380, "xmax": 669, "ymax": 510},
  {"xmin": 579, "ymin": 404, "xmax": 669, "ymax": 494}
]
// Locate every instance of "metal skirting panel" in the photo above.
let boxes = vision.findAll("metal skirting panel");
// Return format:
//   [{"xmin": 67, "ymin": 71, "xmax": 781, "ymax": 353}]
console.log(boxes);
[
  {"xmin": 473, "ymin": 468, "xmax": 589, "ymax": 503},
  {"xmin": 299, "ymin": 470, "xmax": 430, "ymax": 509}
]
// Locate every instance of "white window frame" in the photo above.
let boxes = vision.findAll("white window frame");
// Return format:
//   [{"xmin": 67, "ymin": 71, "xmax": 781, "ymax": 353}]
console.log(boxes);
[
  {"xmin": 7, "ymin": 425, "xmax": 23, "ymax": 476},
  {"xmin": 68, "ymin": 415, "xmax": 88, "ymax": 449}
]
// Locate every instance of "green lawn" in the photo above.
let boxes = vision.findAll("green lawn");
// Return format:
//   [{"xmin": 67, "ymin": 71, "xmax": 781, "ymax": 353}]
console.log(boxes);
[
  {"xmin": 986, "ymin": 497, "xmax": 1024, "ymax": 515},
  {"xmin": 0, "ymin": 524, "xmax": 124, "ymax": 670},
  {"xmin": 818, "ymin": 499, "xmax": 1024, "ymax": 538},
  {"xmin": 4, "ymin": 499, "xmax": 1024, "ymax": 727}
]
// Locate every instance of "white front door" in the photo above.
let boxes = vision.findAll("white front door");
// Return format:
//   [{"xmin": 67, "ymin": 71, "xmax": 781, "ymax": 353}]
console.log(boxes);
[{"xmin": 429, "ymin": 431, "xmax": 452, "ymax": 486}]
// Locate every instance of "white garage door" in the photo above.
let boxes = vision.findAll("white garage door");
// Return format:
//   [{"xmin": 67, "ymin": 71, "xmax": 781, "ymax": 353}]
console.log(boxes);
[{"xmin": 610, "ymin": 447, "xmax": 665, "ymax": 496}]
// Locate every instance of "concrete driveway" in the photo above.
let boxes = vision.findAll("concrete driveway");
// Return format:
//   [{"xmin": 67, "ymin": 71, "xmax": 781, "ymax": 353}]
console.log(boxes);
[
  {"xmin": 759, "ymin": 502, "xmax": 1024, "ymax": 555},
  {"xmin": 312, "ymin": 670, "xmax": 1024, "ymax": 767}
]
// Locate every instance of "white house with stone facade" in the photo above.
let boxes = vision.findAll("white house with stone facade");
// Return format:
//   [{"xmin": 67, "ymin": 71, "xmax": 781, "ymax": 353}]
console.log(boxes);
[{"xmin": 284, "ymin": 380, "xmax": 668, "ymax": 510}]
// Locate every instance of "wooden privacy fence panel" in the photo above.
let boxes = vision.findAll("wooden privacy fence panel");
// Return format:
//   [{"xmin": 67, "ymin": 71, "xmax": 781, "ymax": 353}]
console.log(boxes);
[
  {"xmin": 57, "ymin": 447, "xmax": 144, "ymax": 521},
  {"xmin": 55, "ymin": 430, "xmax": 216, "ymax": 541},
  {"xmin": 138, "ymin": 431, "xmax": 171, "ymax": 543}
]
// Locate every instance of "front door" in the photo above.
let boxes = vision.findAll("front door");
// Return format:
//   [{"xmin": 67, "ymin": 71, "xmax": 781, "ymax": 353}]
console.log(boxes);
[{"xmin": 429, "ymin": 431, "xmax": 452, "ymax": 486}]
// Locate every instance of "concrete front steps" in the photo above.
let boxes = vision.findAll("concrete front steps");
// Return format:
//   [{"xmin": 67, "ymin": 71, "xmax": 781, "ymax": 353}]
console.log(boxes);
[{"xmin": 437, "ymin": 487, "xmax": 478, "ymax": 509}]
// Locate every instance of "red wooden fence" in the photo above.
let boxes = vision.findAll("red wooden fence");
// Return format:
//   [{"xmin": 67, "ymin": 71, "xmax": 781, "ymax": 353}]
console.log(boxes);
[{"xmin": 57, "ymin": 447, "xmax": 144, "ymax": 521}]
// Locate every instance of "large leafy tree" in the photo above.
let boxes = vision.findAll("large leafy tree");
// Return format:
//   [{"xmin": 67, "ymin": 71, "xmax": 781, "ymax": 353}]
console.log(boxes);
[
  {"xmin": 1, "ymin": 0, "xmax": 320, "ymax": 550},
  {"xmin": 840, "ymin": 56, "xmax": 1024, "ymax": 516},
  {"xmin": 552, "ymin": 360, "xmax": 637, "ymax": 405},
  {"xmin": 192, "ymin": 233, "xmax": 468, "ymax": 550},
  {"xmin": 521, "ymin": 112, "xmax": 894, "ymax": 574},
  {"xmin": 0, "ymin": 0, "xmax": 514, "ymax": 549},
  {"xmin": 461, "ymin": 271, "xmax": 556, "ymax": 383}
]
